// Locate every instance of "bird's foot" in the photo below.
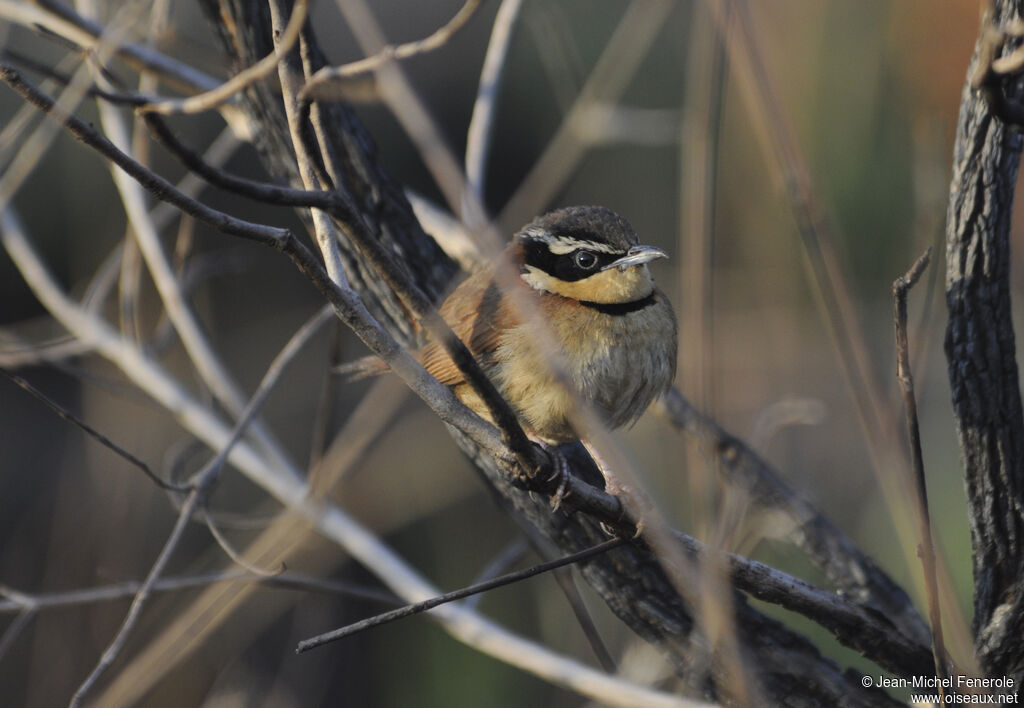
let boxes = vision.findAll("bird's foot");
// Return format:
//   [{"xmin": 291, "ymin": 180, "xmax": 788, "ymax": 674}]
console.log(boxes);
[
  {"xmin": 529, "ymin": 437, "xmax": 573, "ymax": 511},
  {"xmin": 583, "ymin": 440, "xmax": 649, "ymax": 539},
  {"xmin": 547, "ymin": 451, "xmax": 572, "ymax": 512}
]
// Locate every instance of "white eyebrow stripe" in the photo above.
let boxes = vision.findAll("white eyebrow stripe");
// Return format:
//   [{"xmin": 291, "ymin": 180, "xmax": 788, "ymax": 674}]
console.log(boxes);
[
  {"xmin": 535, "ymin": 235, "xmax": 622, "ymax": 255},
  {"xmin": 546, "ymin": 238, "xmax": 618, "ymax": 255}
]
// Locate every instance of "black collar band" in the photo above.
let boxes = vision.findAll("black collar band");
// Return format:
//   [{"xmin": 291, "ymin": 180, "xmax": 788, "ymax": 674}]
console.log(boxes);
[{"xmin": 578, "ymin": 291, "xmax": 656, "ymax": 315}]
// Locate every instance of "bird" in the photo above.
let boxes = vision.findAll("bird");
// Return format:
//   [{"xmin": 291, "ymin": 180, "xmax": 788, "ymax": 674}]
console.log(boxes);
[{"xmin": 349, "ymin": 205, "xmax": 677, "ymax": 486}]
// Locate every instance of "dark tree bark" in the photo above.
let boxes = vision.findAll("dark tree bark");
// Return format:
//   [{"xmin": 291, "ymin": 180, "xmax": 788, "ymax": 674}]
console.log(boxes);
[
  {"xmin": 945, "ymin": 0, "xmax": 1024, "ymax": 686},
  {"xmin": 199, "ymin": 0, "xmax": 458, "ymax": 346}
]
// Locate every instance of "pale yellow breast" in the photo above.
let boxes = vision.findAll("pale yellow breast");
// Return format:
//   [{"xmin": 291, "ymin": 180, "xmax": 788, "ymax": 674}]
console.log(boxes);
[{"xmin": 482, "ymin": 291, "xmax": 677, "ymax": 443}]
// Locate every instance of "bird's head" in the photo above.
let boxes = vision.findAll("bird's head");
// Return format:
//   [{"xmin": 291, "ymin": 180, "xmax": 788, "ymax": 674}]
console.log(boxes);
[{"xmin": 514, "ymin": 206, "xmax": 667, "ymax": 305}]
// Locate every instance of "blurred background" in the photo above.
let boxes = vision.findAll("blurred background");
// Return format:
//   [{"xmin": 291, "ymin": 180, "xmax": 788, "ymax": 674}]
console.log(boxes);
[{"xmin": 0, "ymin": 0, "xmax": 1000, "ymax": 705}]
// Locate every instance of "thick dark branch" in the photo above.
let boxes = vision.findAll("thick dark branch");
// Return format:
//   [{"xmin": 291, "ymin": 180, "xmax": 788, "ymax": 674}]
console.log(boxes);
[
  {"xmin": 671, "ymin": 533, "xmax": 934, "ymax": 679},
  {"xmin": 946, "ymin": 0, "xmax": 1024, "ymax": 683},
  {"xmin": 454, "ymin": 433, "xmax": 902, "ymax": 706},
  {"xmin": 660, "ymin": 388, "xmax": 931, "ymax": 649}
]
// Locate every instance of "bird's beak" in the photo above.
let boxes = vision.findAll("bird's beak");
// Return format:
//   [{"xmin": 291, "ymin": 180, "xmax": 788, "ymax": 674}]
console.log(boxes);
[{"xmin": 601, "ymin": 245, "xmax": 668, "ymax": 272}]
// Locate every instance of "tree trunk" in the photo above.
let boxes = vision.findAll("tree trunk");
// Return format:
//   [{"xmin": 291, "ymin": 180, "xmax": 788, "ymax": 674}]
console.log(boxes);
[{"xmin": 945, "ymin": 0, "xmax": 1024, "ymax": 686}]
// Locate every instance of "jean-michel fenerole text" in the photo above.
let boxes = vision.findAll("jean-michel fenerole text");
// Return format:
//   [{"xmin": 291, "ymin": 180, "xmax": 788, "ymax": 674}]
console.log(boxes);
[{"xmin": 873, "ymin": 674, "xmax": 1015, "ymax": 692}]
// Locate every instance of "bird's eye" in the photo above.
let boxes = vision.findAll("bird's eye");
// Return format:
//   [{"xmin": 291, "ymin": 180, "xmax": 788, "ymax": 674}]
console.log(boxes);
[{"xmin": 573, "ymin": 250, "xmax": 598, "ymax": 270}]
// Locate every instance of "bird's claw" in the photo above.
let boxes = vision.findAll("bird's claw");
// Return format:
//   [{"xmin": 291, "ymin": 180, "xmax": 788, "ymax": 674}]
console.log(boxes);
[{"xmin": 547, "ymin": 448, "xmax": 571, "ymax": 511}]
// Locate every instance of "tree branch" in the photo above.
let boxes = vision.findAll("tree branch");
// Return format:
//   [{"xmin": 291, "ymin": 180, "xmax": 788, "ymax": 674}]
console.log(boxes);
[{"xmin": 946, "ymin": 0, "xmax": 1024, "ymax": 685}]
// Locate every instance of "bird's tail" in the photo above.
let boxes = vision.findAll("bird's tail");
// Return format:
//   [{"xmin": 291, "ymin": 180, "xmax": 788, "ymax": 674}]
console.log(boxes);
[{"xmin": 333, "ymin": 354, "xmax": 390, "ymax": 381}]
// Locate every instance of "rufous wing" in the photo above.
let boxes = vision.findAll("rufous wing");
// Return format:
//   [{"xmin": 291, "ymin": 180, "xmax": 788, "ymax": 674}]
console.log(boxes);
[{"xmin": 418, "ymin": 265, "xmax": 517, "ymax": 385}]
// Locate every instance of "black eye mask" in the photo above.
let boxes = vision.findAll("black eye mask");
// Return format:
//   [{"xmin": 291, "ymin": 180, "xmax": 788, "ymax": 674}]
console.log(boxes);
[{"xmin": 520, "ymin": 238, "xmax": 622, "ymax": 282}]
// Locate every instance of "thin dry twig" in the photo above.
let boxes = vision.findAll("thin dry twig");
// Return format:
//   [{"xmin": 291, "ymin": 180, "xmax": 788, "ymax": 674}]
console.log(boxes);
[
  {"xmin": 297, "ymin": 537, "xmax": 628, "ymax": 652},
  {"xmin": 138, "ymin": 0, "xmax": 307, "ymax": 115},
  {"xmin": 0, "ymin": 570, "xmax": 399, "ymax": 614},
  {"xmin": 893, "ymin": 247, "xmax": 949, "ymax": 693},
  {"xmin": 0, "ymin": 610, "xmax": 35, "ymax": 664},
  {"xmin": 497, "ymin": 0, "xmax": 675, "ymax": 230},
  {"xmin": 88, "ymin": 71, "xmax": 298, "ymax": 477},
  {"xmin": 203, "ymin": 516, "xmax": 286, "ymax": 578},
  {"xmin": 0, "ymin": 367, "xmax": 186, "ymax": 491},
  {"xmin": 676, "ymin": 2, "xmax": 746, "ymax": 699},
  {"xmin": 301, "ymin": 0, "xmax": 483, "ymax": 101},
  {"xmin": 0, "ymin": 0, "xmax": 219, "ymax": 93},
  {"xmin": 465, "ymin": 0, "xmax": 523, "ymax": 199},
  {"xmin": 69, "ymin": 299, "xmax": 330, "ymax": 706},
  {"xmin": 69, "ymin": 490, "xmax": 201, "ymax": 707},
  {"xmin": 185, "ymin": 305, "xmax": 333, "ymax": 492}
]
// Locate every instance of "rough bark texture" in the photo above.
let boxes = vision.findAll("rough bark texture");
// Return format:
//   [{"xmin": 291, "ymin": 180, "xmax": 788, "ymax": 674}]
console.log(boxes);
[
  {"xmin": 945, "ymin": 0, "xmax": 1024, "ymax": 686},
  {"xmin": 199, "ymin": 1, "xmax": 909, "ymax": 704},
  {"xmin": 200, "ymin": 0, "xmax": 457, "ymax": 346}
]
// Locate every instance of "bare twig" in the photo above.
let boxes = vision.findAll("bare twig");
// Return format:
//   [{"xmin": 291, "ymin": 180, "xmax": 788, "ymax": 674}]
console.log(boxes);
[
  {"xmin": 573, "ymin": 104, "xmax": 679, "ymax": 146},
  {"xmin": 497, "ymin": 0, "xmax": 675, "ymax": 230},
  {"xmin": 185, "ymin": 305, "xmax": 333, "ymax": 492},
  {"xmin": 670, "ymin": 533, "xmax": 935, "ymax": 678},
  {"xmin": 137, "ymin": 0, "xmax": 307, "ymax": 115},
  {"xmin": 301, "ymin": 0, "xmax": 483, "ymax": 101},
  {"xmin": 0, "ymin": 571, "xmax": 400, "ymax": 614},
  {"xmin": 676, "ymin": 4, "xmax": 744, "ymax": 699},
  {"xmin": 87, "ymin": 68, "xmax": 298, "ymax": 477},
  {"xmin": 203, "ymin": 516, "xmax": 286, "ymax": 578},
  {"xmin": 70, "ymin": 490, "xmax": 201, "ymax": 707},
  {"xmin": 465, "ymin": 0, "xmax": 523, "ymax": 199},
  {"xmin": 0, "ymin": 610, "xmax": 34, "ymax": 664},
  {"xmin": 893, "ymin": 248, "xmax": 948, "ymax": 692},
  {"xmin": 0, "ymin": 0, "xmax": 219, "ymax": 94},
  {"xmin": 523, "ymin": 4, "xmax": 585, "ymax": 114},
  {"xmin": 0, "ymin": 329, "xmax": 92, "ymax": 368},
  {"xmin": 0, "ymin": 367, "xmax": 185, "ymax": 490},
  {"xmin": 406, "ymin": 192, "xmax": 483, "ymax": 271},
  {"xmin": 297, "ymin": 537, "xmax": 628, "ymax": 652}
]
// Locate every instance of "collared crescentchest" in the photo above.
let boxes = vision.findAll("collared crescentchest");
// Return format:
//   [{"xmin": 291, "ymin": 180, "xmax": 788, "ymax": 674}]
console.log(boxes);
[{"xmin": 415, "ymin": 205, "xmax": 677, "ymax": 444}]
